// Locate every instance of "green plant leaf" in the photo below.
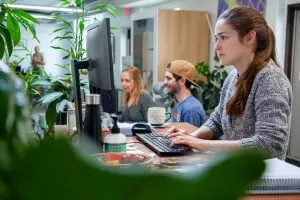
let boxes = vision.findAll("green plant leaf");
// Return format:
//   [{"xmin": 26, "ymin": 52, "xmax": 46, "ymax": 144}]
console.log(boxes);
[
  {"xmin": 45, "ymin": 101, "xmax": 57, "ymax": 134},
  {"xmin": 13, "ymin": 9, "xmax": 39, "ymax": 24},
  {"xmin": 54, "ymin": 63, "xmax": 70, "ymax": 70},
  {"xmin": 222, "ymin": 71, "xmax": 228, "ymax": 79},
  {"xmin": 60, "ymin": 0, "xmax": 71, "ymax": 7},
  {"xmin": 52, "ymin": 16, "xmax": 72, "ymax": 28},
  {"xmin": 70, "ymin": 47, "xmax": 76, "ymax": 59},
  {"xmin": 50, "ymin": 45, "xmax": 69, "ymax": 53},
  {"xmin": 51, "ymin": 27, "xmax": 69, "ymax": 35},
  {"xmin": 20, "ymin": 18, "xmax": 40, "ymax": 42},
  {"xmin": 31, "ymin": 80, "xmax": 52, "ymax": 87},
  {"xmin": 56, "ymin": 99, "xmax": 68, "ymax": 113},
  {"xmin": 75, "ymin": 0, "xmax": 83, "ymax": 7},
  {"xmin": 63, "ymin": 54, "xmax": 70, "ymax": 59},
  {"xmin": 7, "ymin": 13, "xmax": 21, "ymax": 46},
  {"xmin": 39, "ymin": 92, "xmax": 64, "ymax": 105},
  {"xmin": 0, "ymin": 35, "xmax": 5, "ymax": 59},
  {"xmin": 9, "ymin": 139, "xmax": 265, "ymax": 200},
  {"xmin": 63, "ymin": 31, "xmax": 74, "ymax": 37},
  {"xmin": 31, "ymin": 88, "xmax": 41, "ymax": 95},
  {"xmin": 107, "ymin": 4, "xmax": 121, "ymax": 17},
  {"xmin": 0, "ymin": 9, "xmax": 6, "ymax": 23},
  {"xmin": 79, "ymin": 19, "xmax": 84, "ymax": 33},
  {"xmin": 0, "ymin": 24, "xmax": 13, "ymax": 57},
  {"xmin": 216, "ymin": 73, "xmax": 221, "ymax": 82},
  {"xmin": 51, "ymin": 36, "xmax": 73, "ymax": 42}
]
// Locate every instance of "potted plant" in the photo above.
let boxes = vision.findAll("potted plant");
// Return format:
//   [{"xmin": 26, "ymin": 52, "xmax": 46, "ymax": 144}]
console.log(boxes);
[
  {"xmin": 32, "ymin": 0, "xmax": 120, "ymax": 140},
  {"xmin": 0, "ymin": 2, "xmax": 39, "ymax": 60},
  {"xmin": 195, "ymin": 56, "xmax": 229, "ymax": 114}
]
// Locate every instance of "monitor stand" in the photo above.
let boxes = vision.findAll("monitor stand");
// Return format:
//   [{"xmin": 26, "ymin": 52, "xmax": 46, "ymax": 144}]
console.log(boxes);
[{"xmin": 70, "ymin": 59, "xmax": 90, "ymax": 137}]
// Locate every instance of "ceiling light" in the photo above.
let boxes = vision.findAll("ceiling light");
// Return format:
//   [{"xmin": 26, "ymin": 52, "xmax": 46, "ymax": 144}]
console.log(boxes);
[
  {"xmin": 118, "ymin": 0, "xmax": 170, "ymax": 8},
  {"xmin": 7, "ymin": 4, "xmax": 83, "ymax": 13},
  {"xmin": 30, "ymin": 14, "xmax": 55, "ymax": 20}
]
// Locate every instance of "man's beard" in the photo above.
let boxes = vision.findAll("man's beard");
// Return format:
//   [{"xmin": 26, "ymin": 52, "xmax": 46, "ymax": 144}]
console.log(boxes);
[{"xmin": 167, "ymin": 85, "xmax": 179, "ymax": 94}]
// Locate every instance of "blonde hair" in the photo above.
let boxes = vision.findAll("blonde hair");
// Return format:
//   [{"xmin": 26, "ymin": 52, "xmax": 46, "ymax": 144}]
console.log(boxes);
[{"xmin": 122, "ymin": 66, "xmax": 144, "ymax": 107}]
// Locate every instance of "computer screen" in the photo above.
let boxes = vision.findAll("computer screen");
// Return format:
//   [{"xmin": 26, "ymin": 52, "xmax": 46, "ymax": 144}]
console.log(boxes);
[
  {"xmin": 71, "ymin": 18, "xmax": 117, "ymax": 136},
  {"xmin": 86, "ymin": 18, "xmax": 117, "ymax": 113}
]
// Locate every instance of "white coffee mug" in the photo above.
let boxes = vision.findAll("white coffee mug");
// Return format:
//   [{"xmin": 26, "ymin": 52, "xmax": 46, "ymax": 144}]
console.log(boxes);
[{"xmin": 147, "ymin": 107, "xmax": 171, "ymax": 126}]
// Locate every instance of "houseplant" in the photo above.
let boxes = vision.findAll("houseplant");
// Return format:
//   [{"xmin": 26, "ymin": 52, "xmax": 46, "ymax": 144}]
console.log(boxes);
[
  {"xmin": 50, "ymin": 0, "xmax": 120, "ymax": 63},
  {"xmin": 195, "ymin": 56, "xmax": 229, "ymax": 114},
  {"xmin": 8, "ymin": 45, "xmax": 45, "ymax": 99},
  {"xmin": 0, "ymin": 1, "xmax": 39, "ymax": 60},
  {"xmin": 33, "ymin": 0, "xmax": 120, "ymax": 139}
]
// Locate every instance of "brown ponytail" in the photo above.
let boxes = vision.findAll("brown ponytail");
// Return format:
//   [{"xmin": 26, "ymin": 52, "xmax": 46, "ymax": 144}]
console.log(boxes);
[{"xmin": 219, "ymin": 7, "xmax": 278, "ymax": 116}]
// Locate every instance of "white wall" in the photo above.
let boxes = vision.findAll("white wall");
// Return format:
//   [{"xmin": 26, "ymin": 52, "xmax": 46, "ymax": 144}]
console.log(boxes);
[{"xmin": 11, "ymin": 21, "xmax": 69, "ymax": 76}]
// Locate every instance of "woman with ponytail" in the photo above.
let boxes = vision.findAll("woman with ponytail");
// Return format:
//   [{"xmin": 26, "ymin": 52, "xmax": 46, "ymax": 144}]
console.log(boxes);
[
  {"xmin": 166, "ymin": 7, "xmax": 292, "ymax": 159},
  {"xmin": 119, "ymin": 66, "xmax": 154, "ymax": 122}
]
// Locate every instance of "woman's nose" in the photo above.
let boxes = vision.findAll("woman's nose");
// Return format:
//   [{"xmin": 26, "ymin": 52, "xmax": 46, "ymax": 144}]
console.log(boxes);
[{"xmin": 215, "ymin": 41, "xmax": 221, "ymax": 51}]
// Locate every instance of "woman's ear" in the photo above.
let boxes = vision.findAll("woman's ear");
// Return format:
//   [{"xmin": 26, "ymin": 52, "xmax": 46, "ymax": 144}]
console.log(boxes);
[{"xmin": 243, "ymin": 30, "xmax": 256, "ymax": 47}]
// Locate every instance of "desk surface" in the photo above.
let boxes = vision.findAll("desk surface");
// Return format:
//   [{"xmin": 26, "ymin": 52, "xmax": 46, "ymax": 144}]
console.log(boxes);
[{"xmin": 128, "ymin": 122, "xmax": 300, "ymax": 200}]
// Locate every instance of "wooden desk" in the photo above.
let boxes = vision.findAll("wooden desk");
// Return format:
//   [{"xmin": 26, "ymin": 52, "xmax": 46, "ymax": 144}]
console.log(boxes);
[{"xmin": 128, "ymin": 122, "xmax": 300, "ymax": 200}]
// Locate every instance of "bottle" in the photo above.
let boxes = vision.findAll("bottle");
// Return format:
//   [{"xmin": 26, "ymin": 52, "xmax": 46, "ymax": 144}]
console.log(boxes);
[
  {"xmin": 104, "ymin": 115, "xmax": 126, "ymax": 153},
  {"xmin": 83, "ymin": 94, "xmax": 102, "ymax": 150}
]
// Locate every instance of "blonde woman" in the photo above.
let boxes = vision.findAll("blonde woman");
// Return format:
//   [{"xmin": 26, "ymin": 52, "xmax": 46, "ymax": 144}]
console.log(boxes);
[{"xmin": 119, "ymin": 67, "xmax": 154, "ymax": 122}]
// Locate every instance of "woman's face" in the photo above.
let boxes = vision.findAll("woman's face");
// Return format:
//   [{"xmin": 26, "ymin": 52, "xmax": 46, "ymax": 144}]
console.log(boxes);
[
  {"xmin": 214, "ymin": 19, "xmax": 250, "ymax": 66},
  {"xmin": 121, "ymin": 71, "xmax": 134, "ymax": 93}
]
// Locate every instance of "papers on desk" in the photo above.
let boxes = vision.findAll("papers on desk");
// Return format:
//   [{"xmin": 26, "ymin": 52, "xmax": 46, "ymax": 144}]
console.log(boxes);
[
  {"xmin": 249, "ymin": 158, "xmax": 300, "ymax": 194},
  {"xmin": 118, "ymin": 122, "xmax": 135, "ymax": 136},
  {"xmin": 117, "ymin": 122, "xmax": 152, "ymax": 136}
]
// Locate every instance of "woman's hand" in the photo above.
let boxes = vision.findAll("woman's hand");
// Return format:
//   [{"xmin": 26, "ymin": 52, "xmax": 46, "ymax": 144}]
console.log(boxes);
[
  {"xmin": 165, "ymin": 126, "xmax": 188, "ymax": 138},
  {"xmin": 170, "ymin": 135, "xmax": 211, "ymax": 151},
  {"xmin": 166, "ymin": 126, "xmax": 211, "ymax": 151}
]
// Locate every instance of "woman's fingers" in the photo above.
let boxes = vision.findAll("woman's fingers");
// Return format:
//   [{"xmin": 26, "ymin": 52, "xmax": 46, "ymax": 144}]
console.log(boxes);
[
  {"xmin": 165, "ymin": 126, "xmax": 180, "ymax": 135},
  {"xmin": 170, "ymin": 135, "xmax": 188, "ymax": 146},
  {"xmin": 167, "ymin": 130, "xmax": 186, "ymax": 138},
  {"xmin": 165, "ymin": 126, "xmax": 187, "ymax": 138}
]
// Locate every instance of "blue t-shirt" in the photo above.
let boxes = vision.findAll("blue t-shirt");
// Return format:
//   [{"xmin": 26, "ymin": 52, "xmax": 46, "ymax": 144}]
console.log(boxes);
[{"xmin": 171, "ymin": 95, "xmax": 207, "ymax": 127}]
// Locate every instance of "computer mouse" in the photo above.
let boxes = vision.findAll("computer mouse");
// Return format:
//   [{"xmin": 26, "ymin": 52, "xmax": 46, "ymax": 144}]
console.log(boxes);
[{"xmin": 131, "ymin": 123, "xmax": 152, "ymax": 135}]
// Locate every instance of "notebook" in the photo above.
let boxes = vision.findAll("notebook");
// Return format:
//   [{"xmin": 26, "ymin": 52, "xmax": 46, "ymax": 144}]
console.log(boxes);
[{"xmin": 249, "ymin": 158, "xmax": 300, "ymax": 194}]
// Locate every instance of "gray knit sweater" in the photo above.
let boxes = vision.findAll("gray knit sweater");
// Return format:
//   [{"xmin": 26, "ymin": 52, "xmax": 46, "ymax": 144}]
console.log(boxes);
[{"xmin": 203, "ymin": 59, "xmax": 292, "ymax": 159}]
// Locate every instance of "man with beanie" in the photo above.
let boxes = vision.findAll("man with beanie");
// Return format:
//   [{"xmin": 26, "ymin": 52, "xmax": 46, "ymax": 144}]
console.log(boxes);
[{"xmin": 163, "ymin": 60, "xmax": 207, "ymax": 127}]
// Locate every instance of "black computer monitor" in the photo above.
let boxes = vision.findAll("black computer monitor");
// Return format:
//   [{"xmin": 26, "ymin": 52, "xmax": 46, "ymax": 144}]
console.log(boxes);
[
  {"xmin": 86, "ymin": 18, "xmax": 116, "ymax": 113},
  {"xmin": 71, "ymin": 18, "xmax": 116, "ymax": 136}
]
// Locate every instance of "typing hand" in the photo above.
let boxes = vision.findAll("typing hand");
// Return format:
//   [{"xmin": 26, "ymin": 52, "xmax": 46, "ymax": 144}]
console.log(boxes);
[
  {"xmin": 166, "ymin": 126, "xmax": 188, "ymax": 138},
  {"xmin": 170, "ymin": 135, "xmax": 210, "ymax": 151}
]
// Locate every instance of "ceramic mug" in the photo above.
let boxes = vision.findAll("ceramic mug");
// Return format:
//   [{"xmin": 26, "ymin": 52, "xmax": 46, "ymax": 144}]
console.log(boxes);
[{"xmin": 147, "ymin": 107, "xmax": 171, "ymax": 127}]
